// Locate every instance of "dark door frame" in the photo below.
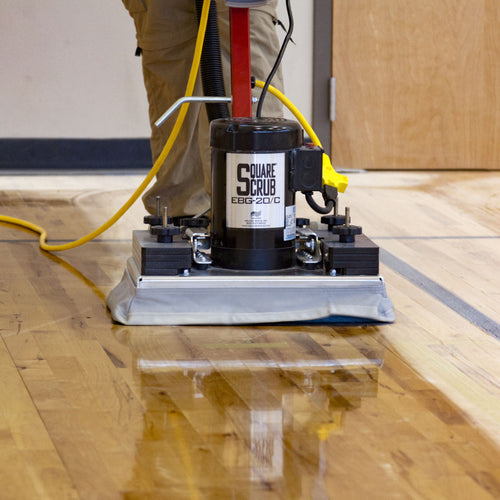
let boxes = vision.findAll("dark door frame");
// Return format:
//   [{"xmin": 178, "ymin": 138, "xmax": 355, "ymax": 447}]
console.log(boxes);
[{"xmin": 312, "ymin": 0, "xmax": 332, "ymax": 157}]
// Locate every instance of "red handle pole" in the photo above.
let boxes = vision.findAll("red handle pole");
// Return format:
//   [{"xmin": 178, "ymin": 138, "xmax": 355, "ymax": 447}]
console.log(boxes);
[{"xmin": 229, "ymin": 8, "xmax": 252, "ymax": 118}]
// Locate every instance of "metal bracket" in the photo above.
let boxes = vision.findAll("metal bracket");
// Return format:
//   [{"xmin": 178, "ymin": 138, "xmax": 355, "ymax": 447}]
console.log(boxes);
[
  {"xmin": 185, "ymin": 228, "xmax": 212, "ymax": 266},
  {"xmin": 296, "ymin": 227, "xmax": 322, "ymax": 265}
]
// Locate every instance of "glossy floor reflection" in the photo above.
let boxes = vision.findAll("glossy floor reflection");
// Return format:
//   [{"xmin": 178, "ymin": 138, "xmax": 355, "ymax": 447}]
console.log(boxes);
[
  {"xmin": 113, "ymin": 326, "xmax": 499, "ymax": 499},
  {"xmin": 116, "ymin": 327, "xmax": 382, "ymax": 499}
]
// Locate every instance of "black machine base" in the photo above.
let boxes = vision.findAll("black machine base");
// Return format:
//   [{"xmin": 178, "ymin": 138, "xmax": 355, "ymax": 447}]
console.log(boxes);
[{"xmin": 133, "ymin": 224, "xmax": 380, "ymax": 278}]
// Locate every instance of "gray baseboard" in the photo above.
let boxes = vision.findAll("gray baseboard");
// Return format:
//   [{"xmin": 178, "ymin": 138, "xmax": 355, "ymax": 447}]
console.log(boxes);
[{"xmin": 0, "ymin": 138, "xmax": 151, "ymax": 172}]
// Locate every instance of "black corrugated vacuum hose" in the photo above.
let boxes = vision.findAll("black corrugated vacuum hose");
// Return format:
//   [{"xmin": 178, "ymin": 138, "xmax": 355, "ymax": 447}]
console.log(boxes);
[{"xmin": 195, "ymin": 0, "xmax": 230, "ymax": 121}]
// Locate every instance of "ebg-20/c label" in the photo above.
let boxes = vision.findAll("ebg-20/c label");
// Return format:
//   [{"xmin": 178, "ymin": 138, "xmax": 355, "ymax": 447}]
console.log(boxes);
[{"xmin": 226, "ymin": 152, "xmax": 285, "ymax": 229}]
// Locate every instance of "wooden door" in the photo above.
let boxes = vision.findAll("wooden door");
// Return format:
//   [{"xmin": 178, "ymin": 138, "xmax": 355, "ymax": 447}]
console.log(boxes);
[{"xmin": 331, "ymin": 0, "xmax": 500, "ymax": 169}]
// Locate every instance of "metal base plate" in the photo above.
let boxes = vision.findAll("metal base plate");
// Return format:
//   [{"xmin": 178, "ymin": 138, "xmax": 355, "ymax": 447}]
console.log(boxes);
[{"xmin": 107, "ymin": 256, "xmax": 395, "ymax": 326}]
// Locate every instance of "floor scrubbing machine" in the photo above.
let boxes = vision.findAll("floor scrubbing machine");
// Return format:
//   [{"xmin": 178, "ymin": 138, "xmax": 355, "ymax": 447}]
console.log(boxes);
[{"xmin": 107, "ymin": 0, "xmax": 395, "ymax": 325}]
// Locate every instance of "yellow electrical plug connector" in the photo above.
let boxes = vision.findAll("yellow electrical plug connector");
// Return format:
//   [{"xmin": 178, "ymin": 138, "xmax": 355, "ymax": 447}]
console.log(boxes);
[
  {"xmin": 254, "ymin": 79, "xmax": 348, "ymax": 193},
  {"xmin": 322, "ymin": 151, "xmax": 348, "ymax": 193}
]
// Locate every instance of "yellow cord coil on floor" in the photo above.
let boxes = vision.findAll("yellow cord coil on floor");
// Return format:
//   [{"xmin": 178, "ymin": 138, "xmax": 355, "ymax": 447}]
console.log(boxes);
[{"xmin": 0, "ymin": 0, "xmax": 211, "ymax": 252}]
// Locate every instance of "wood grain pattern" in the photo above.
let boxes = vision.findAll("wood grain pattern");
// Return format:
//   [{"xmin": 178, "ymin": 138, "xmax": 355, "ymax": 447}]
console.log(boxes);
[
  {"xmin": 0, "ymin": 172, "xmax": 499, "ymax": 498},
  {"xmin": 331, "ymin": 0, "xmax": 500, "ymax": 169}
]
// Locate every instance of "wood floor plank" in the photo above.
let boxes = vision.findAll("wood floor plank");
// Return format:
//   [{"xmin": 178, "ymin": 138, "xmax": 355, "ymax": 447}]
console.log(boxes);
[{"xmin": 0, "ymin": 338, "xmax": 78, "ymax": 499}]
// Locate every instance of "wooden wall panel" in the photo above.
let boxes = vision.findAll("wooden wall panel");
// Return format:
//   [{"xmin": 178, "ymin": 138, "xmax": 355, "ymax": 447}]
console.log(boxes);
[{"xmin": 331, "ymin": 0, "xmax": 500, "ymax": 169}]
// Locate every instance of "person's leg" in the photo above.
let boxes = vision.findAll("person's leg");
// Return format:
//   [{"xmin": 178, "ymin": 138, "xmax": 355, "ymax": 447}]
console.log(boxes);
[{"xmin": 141, "ymin": 44, "xmax": 210, "ymax": 217}]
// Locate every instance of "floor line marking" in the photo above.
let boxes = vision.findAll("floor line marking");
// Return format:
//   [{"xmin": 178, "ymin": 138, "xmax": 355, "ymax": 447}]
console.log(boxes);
[{"xmin": 379, "ymin": 248, "xmax": 500, "ymax": 341}]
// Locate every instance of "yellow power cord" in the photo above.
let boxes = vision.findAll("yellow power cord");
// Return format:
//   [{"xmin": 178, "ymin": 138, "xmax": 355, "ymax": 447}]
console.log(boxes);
[
  {"xmin": 254, "ymin": 79, "xmax": 348, "ymax": 193},
  {"xmin": 0, "ymin": 0, "xmax": 211, "ymax": 252}
]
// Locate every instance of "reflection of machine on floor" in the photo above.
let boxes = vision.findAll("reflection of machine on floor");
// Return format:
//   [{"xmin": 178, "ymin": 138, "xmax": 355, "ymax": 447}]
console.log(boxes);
[
  {"xmin": 107, "ymin": 0, "xmax": 394, "ymax": 325},
  {"xmin": 124, "ymin": 327, "xmax": 383, "ymax": 495}
]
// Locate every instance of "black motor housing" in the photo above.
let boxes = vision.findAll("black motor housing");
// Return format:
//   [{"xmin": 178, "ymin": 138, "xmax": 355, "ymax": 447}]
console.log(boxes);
[{"xmin": 210, "ymin": 117, "xmax": 303, "ymax": 270}]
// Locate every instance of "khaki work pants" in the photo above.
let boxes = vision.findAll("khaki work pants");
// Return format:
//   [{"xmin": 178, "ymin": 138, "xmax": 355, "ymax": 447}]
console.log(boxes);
[{"xmin": 122, "ymin": 0, "xmax": 284, "ymax": 216}]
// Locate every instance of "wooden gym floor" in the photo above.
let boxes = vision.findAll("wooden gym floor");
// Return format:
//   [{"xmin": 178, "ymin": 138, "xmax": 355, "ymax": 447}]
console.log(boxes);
[{"xmin": 0, "ymin": 170, "xmax": 499, "ymax": 499}]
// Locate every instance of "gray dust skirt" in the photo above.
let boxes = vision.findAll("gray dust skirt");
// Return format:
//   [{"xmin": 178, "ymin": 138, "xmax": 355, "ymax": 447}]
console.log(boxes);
[{"xmin": 107, "ymin": 258, "xmax": 395, "ymax": 326}]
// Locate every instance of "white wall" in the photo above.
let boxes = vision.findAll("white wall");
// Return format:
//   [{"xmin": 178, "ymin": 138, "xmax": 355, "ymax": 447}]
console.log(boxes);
[
  {"xmin": 276, "ymin": 0, "xmax": 313, "ymax": 123},
  {"xmin": 0, "ymin": 0, "xmax": 313, "ymax": 139}
]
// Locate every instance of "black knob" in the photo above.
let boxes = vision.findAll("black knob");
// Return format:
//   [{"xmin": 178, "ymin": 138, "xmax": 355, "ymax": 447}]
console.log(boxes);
[
  {"xmin": 331, "ymin": 224, "xmax": 362, "ymax": 243},
  {"xmin": 296, "ymin": 218, "xmax": 310, "ymax": 227},
  {"xmin": 321, "ymin": 214, "xmax": 347, "ymax": 230},
  {"xmin": 180, "ymin": 216, "xmax": 210, "ymax": 229},
  {"xmin": 151, "ymin": 224, "xmax": 180, "ymax": 243},
  {"xmin": 144, "ymin": 214, "xmax": 163, "ymax": 227}
]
